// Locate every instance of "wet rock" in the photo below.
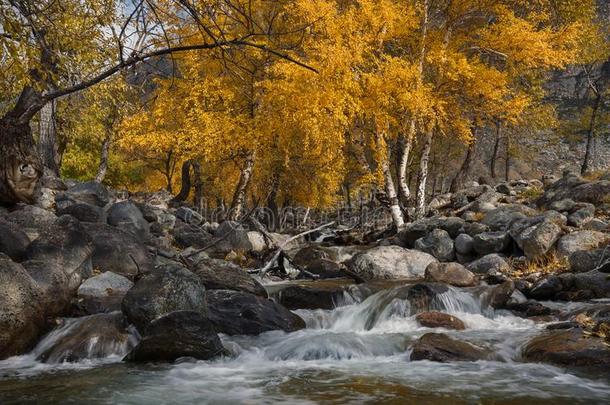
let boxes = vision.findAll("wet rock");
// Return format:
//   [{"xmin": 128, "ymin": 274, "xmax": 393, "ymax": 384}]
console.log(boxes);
[
  {"xmin": 556, "ymin": 231, "xmax": 608, "ymax": 258},
  {"xmin": 415, "ymin": 312, "xmax": 466, "ymax": 330},
  {"xmin": 528, "ymin": 276, "xmax": 564, "ymax": 300},
  {"xmin": 192, "ymin": 258, "xmax": 267, "ymax": 297},
  {"xmin": 0, "ymin": 257, "xmax": 44, "ymax": 359},
  {"xmin": 57, "ymin": 202, "xmax": 104, "ymax": 223},
  {"xmin": 414, "ymin": 229, "xmax": 455, "ymax": 262},
  {"xmin": 122, "ymin": 263, "xmax": 208, "ymax": 332},
  {"xmin": 522, "ymin": 329, "xmax": 610, "ymax": 370},
  {"xmin": 346, "ymin": 246, "xmax": 437, "ymax": 282},
  {"xmin": 59, "ymin": 181, "xmax": 111, "ymax": 207},
  {"xmin": 410, "ymin": 333, "xmax": 489, "ymax": 362},
  {"xmin": 484, "ymin": 280, "xmax": 515, "ymax": 308},
  {"xmin": 83, "ymin": 223, "xmax": 154, "ymax": 278},
  {"xmin": 275, "ymin": 285, "xmax": 341, "ymax": 310},
  {"xmin": 107, "ymin": 201, "xmax": 150, "ymax": 240},
  {"xmin": 207, "ymin": 289, "xmax": 305, "ymax": 335},
  {"xmin": 76, "ymin": 272, "xmax": 134, "ymax": 315},
  {"xmin": 424, "ymin": 262, "xmax": 477, "ymax": 287},
  {"xmin": 467, "ymin": 254, "xmax": 511, "ymax": 274},
  {"xmin": 36, "ymin": 312, "xmax": 135, "ymax": 363},
  {"xmin": 0, "ymin": 218, "xmax": 30, "ymax": 261},
  {"xmin": 454, "ymin": 233, "xmax": 474, "ymax": 256},
  {"xmin": 125, "ymin": 311, "xmax": 224, "ymax": 362},
  {"xmin": 473, "ymin": 231, "xmax": 511, "ymax": 255}
]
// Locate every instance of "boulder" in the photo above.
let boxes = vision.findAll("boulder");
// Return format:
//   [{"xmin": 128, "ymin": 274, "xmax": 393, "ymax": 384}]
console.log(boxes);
[
  {"xmin": 192, "ymin": 258, "xmax": 267, "ymax": 297},
  {"xmin": 556, "ymin": 231, "xmax": 608, "ymax": 258},
  {"xmin": 414, "ymin": 229, "xmax": 455, "ymax": 262},
  {"xmin": 57, "ymin": 202, "xmax": 104, "ymax": 223},
  {"xmin": 410, "ymin": 333, "xmax": 489, "ymax": 362},
  {"xmin": 346, "ymin": 246, "xmax": 437, "ymax": 282},
  {"xmin": 483, "ymin": 280, "xmax": 515, "ymax": 308},
  {"xmin": 125, "ymin": 311, "xmax": 224, "ymax": 362},
  {"xmin": 22, "ymin": 260, "xmax": 74, "ymax": 316},
  {"xmin": 172, "ymin": 221, "xmax": 214, "ymax": 249},
  {"xmin": 415, "ymin": 312, "xmax": 466, "ymax": 330},
  {"xmin": 481, "ymin": 205, "xmax": 536, "ymax": 231},
  {"xmin": 549, "ymin": 199, "xmax": 576, "ymax": 212},
  {"xmin": 206, "ymin": 289, "xmax": 305, "ymax": 335},
  {"xmin": 302, "ymin": 258, "xmax": 347, "ymax": 279},
  {"xmin": 107, "ymin": 201, "xmax": 150, "ymax": 240},
  {"xmin": 424, "ymin": 262, "xmax": 477, "ymax": 287},
  {"xmin": 274, "ymin": 284, "xmax": 346, "ymax": 310},
  {"xmin": 292, "ymin": 246, "xmax": 330, "ymax": 267},
  {"xmin": 36, "ymin": 312, "xmax": 136, "ymax": 363},
  {"xmin": 83, "ymin": 223, "xmax": 154, "ymax": 278},
  {"xmin": 4, "ymin": 205, "xmax": 57, "ymax": 239},
  {"xmin": 510, "ymin": 218, "xmax": 563, "ymax": 260},
  {"xmin": 122, "ymin": 263, "xmax": 208, "ymax": 332},
  {"xmin": 467, "ymin": 254, "xmax": 511, "ymax": 274},
  {"xmin": 569, "ymin": 248, "xmax": 610, "ymax": 273},
  {"xmin": 567, "ymin": 204, "xmax": 595, "ymax": 227},
  {"xmin": 571, "ymin": 270, "xmax": 610, "ymax": 298},
  {"xmin": 472, "ymin": 231, "xmax": 511, "ymax": 255},
  {"xmin": 0, "ymin": 257, "xmax": 44, "ymax": 359},
  {"xmin": 538, "ymin": 172, "xmax": 610, "ymax": 208},
  {"xmin": 59, "ymin": 181, "xmax": 111, "ymax": 207},
  {"xmin": 454, "ymin": 233, "xmax": 474, "ymax": 256},
  {"xmin": 0, "ymin": 218, "xmax": 30, "ymax": 261},
  {"xmin": 76, "ymin": 272, "xmax": 134, "ymax": 314},
  {"xmin": 522, "ymin": 329, "xmax": 610, "ymax": 370}
]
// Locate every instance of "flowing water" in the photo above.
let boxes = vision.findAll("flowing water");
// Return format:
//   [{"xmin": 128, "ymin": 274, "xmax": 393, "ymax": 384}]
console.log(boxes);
[{"xmin": 1, "ymin": 284, "xmax": 609, "ymax": 404}]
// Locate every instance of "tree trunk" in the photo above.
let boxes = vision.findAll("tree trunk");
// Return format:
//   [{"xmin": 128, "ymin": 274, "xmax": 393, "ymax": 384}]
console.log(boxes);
[
  {"xmin": 95, "ymin": 135, "xmax": 111, "ymax": 183},
  {"xmin": 450, "ymin": 135, "xmax": 476, "ymax": 192},
  {"xmin": 381, "ymin": 139, "xmax": 404, "ymax": 228},
  {"xmin": 396, "ymin": 124, "xmax": 415, "ymax": 206},
  {"xmin": 582, "ymin": 93, "xmax": 602, "ymax": 175},
  {"xmin": 38, "ymin": 99, "xmax": 60, "ymax": 175},
  {"xmin": 192, "ymin": 161, "xmax": 203, "ymax": 210},
  {"xmin": 415, "ymin": 129, "xmax": 433, "ymax": 219},
  {"xmin": 490, "ymin": 122, "xmax": 501, "ymax": 179},
  {"xmin": 229, "ymin": 152, "xmax": 255, "ymax": 221},
  {"xmin": 505, "ymin": 134, "xmax": 511, "ymax": 181},
  {"xmin": 172, "ymin": 160, "xmax": 193, "ymax": 202}
]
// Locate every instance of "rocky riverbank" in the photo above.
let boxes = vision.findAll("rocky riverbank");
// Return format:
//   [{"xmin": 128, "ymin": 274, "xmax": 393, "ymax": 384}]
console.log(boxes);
[{"xmin": 1, "ymin": 170, "xmax": 609, "ymax": 374}]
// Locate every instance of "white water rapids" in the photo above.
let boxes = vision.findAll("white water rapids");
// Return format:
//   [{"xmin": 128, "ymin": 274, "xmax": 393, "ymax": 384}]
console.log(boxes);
[{"xmin": 1, "ymin": 284, "xmax": 609, "ymax": 404}]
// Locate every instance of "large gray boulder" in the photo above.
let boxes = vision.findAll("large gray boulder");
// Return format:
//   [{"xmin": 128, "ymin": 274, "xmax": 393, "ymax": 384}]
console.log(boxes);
[
  {"xmin": 76, "ymin": 272, "xmax": 134, "ymax": 314},
  {"xmin": 567, "ymin": 203, "xmax": 595, "ymax": 227},
  {"xmin": 346, "ymin": 246, "xmax": 437, "ymax": 281},
  {"xmin": 57, "ymin": 202, "xmax": 105, "ymax": 223},
  {"xmin": 472, "ymin": 231, "xmax": 511, "ymax": 255},
  {"xmin": 481, "ymin": 205, "xmax": 536, "ymax": 231},
  {"xmin": 0, "ymin": 218, "xmax": 30, "ymax": 261},
  {"xmin": 510, "ymin": 217, "xmax": 563, "ymax": 260},
  {"xmin": 414, "ymin": 229, "xmax": 455, "ymax": 262},
  {"xmin": 4, "ymin": 205, "xmax": 57, "ymax": 240},
  {"xmin": 192, "ymin": 258, "xmax": 267, "ymax": 297},
  {"xmin": 424, "ymin": 262, "xmax": 477, "ymax": 287},
  {"xmin": 0, "ymin": 257, "xmax": 45, "ymax": 359},
  {"xmin": 122, "ymin": 263, "xmax": 208, "ymax": 332},
  {"xmin": 59, "ymin": 181, "xmax": 111, "ymax": 207},
  {"xmin": 455, "ymin": 233, "xmax": 474, "ymax": 256},
  {"xmin": 467, "ymin": 254, "xmax": 511, "ymax": 275},
  {"xmin": 538, "ymin": 172, "xmax": 610, "ymax": 208},
  {"xmin": 107, "ymin": 201, "xmax": 150, "ymax": 240},
  {"xmin": 569, "ymin": 248, "xmax": 610, "ymax": 272},
  {"xmin": 556, "ymin": 231, "xmax": 608, "ymax": 258}
]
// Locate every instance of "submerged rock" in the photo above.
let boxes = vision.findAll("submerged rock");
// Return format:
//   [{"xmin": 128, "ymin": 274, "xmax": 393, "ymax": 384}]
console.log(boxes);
[
  {"xmin": 410, "ymin": 333, "xmax": 489, "ymax": 362},
  {"xmin": 415, "ymin": 312, "xmax": 465, "ymax": 330}
]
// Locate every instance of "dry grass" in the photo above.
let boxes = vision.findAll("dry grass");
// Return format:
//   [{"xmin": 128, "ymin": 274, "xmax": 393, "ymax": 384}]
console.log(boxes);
[
  {"xmin": 517, "ymin": 186, "xmax": 544, "ymax": 202},
  {"xmin": 508, "ymin": 251, "xmax": 569, "ymax": 279},
  {"xmin": 582, "ymin": 170, "xmax": 607, "ymax": 181},
  {"xmin": 471, "ymin": 212, "xmax": 485, "ymax": 222}
]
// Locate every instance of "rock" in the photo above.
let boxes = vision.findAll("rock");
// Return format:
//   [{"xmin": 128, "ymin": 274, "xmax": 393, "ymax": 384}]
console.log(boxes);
[
  {"xmin": 60, "ymin": 181, "xmax": 111, "ymax": 207},
  {"xmin": 472, "ymin": 231, "xmax": 511, "ymax": 255},
  {"xmin": 424, "ymin": 262, "xmax": 477, "ymax": 287},
  {"xmin": 175, "ymin": 206, "xmax": 204, "ymax": 225},
  {"xmin": 57, "ymin": 202, "xmax": 104, "ymax": 223},
  {"xmin": 567, "ymin": 204, "xmax": 595, "ymax": 227},
  {"xmin": 510, "ymin": 218, "xmax": 563, "ymax": 260},
  {"xmin": 584, "ymin": 218, "xmax": 609, "ymax": 232},
  {"xmin": 275, "ymin": 285, "xmax": 341, "ymax": 310},
  {"xmin": 122, "ymin": 263, "xmax": 208, "ymax": 332},
  {"xmin": 410, "ymin": 333, "xmax": 489, "ymax": 362},
  {"xmin": 302, "ymin": 258, "xmax": 347, "ymax": 279},
  {"xmin": 36, "ymin": 312, "xmax": 136, "ymax": 363},
  {"xmin": 125, "ymin": 311, "xmax": 224, "ymax": 362},
  {"xmin": 397, "ymin": 221, "xmax": 429, "ymax": 247},
  {"xmin": 483, "ymin": 280, "xmax": 515, "ymax": 308},
  {"xmin": 346, "ymin": 246, "xmax": 437, "ymax": 282},
  {"xmin": 22, "ymin": 260, "xmax": 74, "ymax": 316},
  {"xmin": 569, "ymin": 248, "xmax": 610, "ymax": 273},
  {"xmin": 107, "ymin": 201, "xmax": 150, "ymax": 240},
  {"xmin": 206, "ymin": 290, "xmax": 305, "ymax": 335},
  {"xmin": 4, "ymin": 205, "xmax": 57, "ymax": 239},
  {"xmin": 415, "ymin": 312, "xmax": 466, "ymax": 330},
  {"xmin": 0, "ymin": 218, "xmax": 30, "ymax": 261},
  {"xmin": 556, "ymin": 231, "xmax": 608, "ymax": 258},
  {"xmin": 0, "ymin": 257, "xmax": 44, "ymax": 359},
  {"xmin": 454, "ymin": 233, "xmax": 474, "ymax": 255},
  {"xmin": 467, "ymin": 254, "xmax": 511, "ymax": 274},
  {"xmin": 83, "ymin": 223, "xmax": 154, "ymax": 278},
  {"xmin": 528, "ymin": 276, "xmax": 564, "ymax": 300},
  {"xmin": 522, "ymin": 329, "xmax": 610, "ymax": 370},
  {"xmin": 192, "ymin": 258, "xmax": 267, "ymax": 297},
  {"xmin": 292, "ymin": 246, "xmax": 330, "ymax": 267},
  {"xmin": 172, "ymin": 221, "xmax": 214, "ymax": 249},
  {"xmin": 538, "ymin": 172, "xmax": 610, "ymax": 208},
  {"xmin": 461, "ymin": 222, "xmax": 490, "ymax": 236},
  {"xmin": 76, "ymin": 272, "xmax": 134, "ymax": 315},
  {"xmin": 481, "ymin": 205, "xmax": 536, "ymax": 231},
  {"xmin": 505, "ymin": 301, "xmax": 553, "ymax": 318},
  {"xmin": 571, "ymin": 270, "xmax": 610, "ymax": 298},
  {"xmin": 549, "ymin": 198, "xmax": 576, "ymax": 212},
  {"xmin": 414, "ymin": 229, "xmax": 455, "ymax": 262}
]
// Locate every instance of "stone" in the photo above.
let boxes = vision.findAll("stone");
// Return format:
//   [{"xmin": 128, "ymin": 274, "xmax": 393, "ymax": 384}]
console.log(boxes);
[
  {"xmin": 481, "ymin": 205, "xmax": 536, "ymax": 231},
  {"xmin": 36, "ymin": 312, "xmax": 136, "ymax": 363},
  {"xmin": 57, "ymin": 202, "xmax": 104, "ymax": 223},
  {"xmin": 556, "ymin": 231, "xmax": 608, "ymax": 258},
  {"xmin": 454, "ymin": 233, "xmax": 474, "ymax": 255},
  {"xmin": 510, "ymin": 218, "xmax": 563, "ymax": 260},
  {"xmin": 528, "ymin": 276, "xmax": 564, "ymax": 300},
  {"xmin": 275, "ymin": 285, "xmax": 341, "ymax": 310},
  {"xmin": 0, "ymin": 257, "xmax": 44, "ymax": 359},
  {"xmin": 522, "ymin": 329, "xmax": 610, "ymax": 370},
  {"xmin": 549, "ymin": 198, "xmax": 576, "ymax": 212},
  {"xmin": 0, "ymin": 218, "xmax": 30, "ymax": 261},
  {"xmin": 125, "ymin": 311, "xmax": 224, "ymax": 362},
  {"xmin": 467, "ymin": 254, "xmax": 511, "ymax": 274},
  {"xmin": 472, "ymin": 231, "xmax": 511, "ymax": 255},
  {"xmin": 567, "ymin": 204, "xmax": 595, "ymax": 227},
  {"xmin": 346, "ymin": 246, "xmax": 437, "ymax": 282},
  {"xmin": 192, "ymin": 258, "xmax": 267, "ymax": 297},
  {"xmin": 538, "ymin": 172, "xmax": 610, "ymax": 208},
  {"xmin": 292, "ymin": 245, "xmax": 330, "ymax": 267},
  {"xmin": 414, "ymin": 229, "xmax": 455, "ymax": 262},
  {"xmin": 107, "ymin": 200, "xmax": 150, "ymax": 240},
  {"xmin": 60, "ymin": 181, "xmax": 111, "ymax": 207},
  {"xmin": 172, "ymin": 221, "xmax": 214, "ymax": 249},
  {"xmin": 4, "ymin": 205, "xmax": 57, "ymax": 239},
  {"xmin": 83, "ymin": 223, "xmax": 154, "ymax": 278},
  {"xmin": 302, "ymin": 258, "xmax": 347, "ymax": 279},
  {"xmin": 207, "ymin": 289, "xmax": 305, "ymax": 335},
  {"xmin": 410, "ymin": 333, "xmax": 489, "ymax": 362},
  {"xmin": 415, "ymin": 312, "xmax": 466, "ymax": 330},
  {"xmin": 483, "ymin": 280, "xmax": 515, "ymax": 308},
  {"xmin": 76, "ymin": 272, "xmax": 134, "ymax": 314},
  {"xmin": 424, "ymin": 262, "xmax": 477, "ymax": 287},
  {"xmin": 122, "ymin": 263, "xmax": 208, "ymax": 332},
  {"xmin": 569, "ymin": 248, "xmax": 610, "ymax": 273}
]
